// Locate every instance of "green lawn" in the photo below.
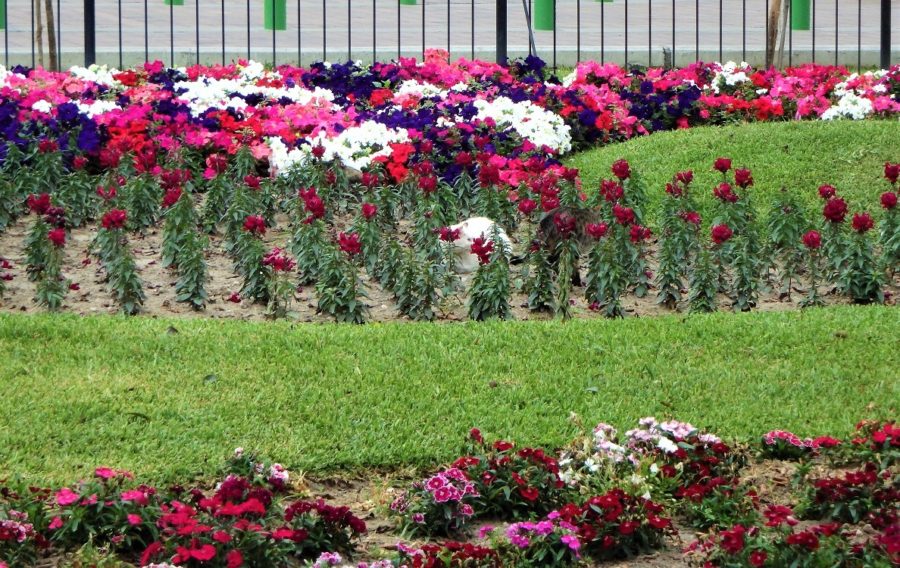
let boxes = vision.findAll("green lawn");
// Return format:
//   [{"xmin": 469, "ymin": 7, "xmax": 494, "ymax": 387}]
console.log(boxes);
[
  {"xmin": 566, "ymin": 121, "xmax": 900, "ymax": 223},
  {"xmin": 0, "ymin": 307, "xmax": 897, "ymax": 485}
]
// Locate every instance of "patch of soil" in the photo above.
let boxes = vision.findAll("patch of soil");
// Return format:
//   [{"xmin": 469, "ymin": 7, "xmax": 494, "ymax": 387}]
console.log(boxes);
[{"xmin": 2, "ymin": 215, "xmax": 893, "ymax": 322}]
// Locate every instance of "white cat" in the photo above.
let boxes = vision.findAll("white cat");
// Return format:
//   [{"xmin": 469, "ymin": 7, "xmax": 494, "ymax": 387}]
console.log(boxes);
[{"xmin": 447, "ymin": 217, "xmax": 513, "ymax": 273}]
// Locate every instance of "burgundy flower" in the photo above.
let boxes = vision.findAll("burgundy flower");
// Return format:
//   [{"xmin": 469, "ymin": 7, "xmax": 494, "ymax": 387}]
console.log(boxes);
[
  {"xmin": 553, "ymin": 212, "xmax": 577, "ymax": 239},
  {"xmin": 361, "ymin": 202, "xmax": 378, "ymax": 220},
  {"xmin": 470, "ymin": 237, "xmax": 494, "ymax": 265},
  {"xmin": 27, "ymin": 193, "xmax": 52, "ymax": 215},
  {"xmin": 586, "ymin": 222, "xmax": 609, "ymax": 240},
  {"xmin": 881, "ymin": 191, "xmax": 898, "ymax": 210},
  {"xmin": 713, "ymin": 182, "xmax": 738, "ymax": 203},
  {"xmin": 517, "ymin": 198, "xmax": 537, "ymax": 215},
  {"xmin": 600, "ymin": 179, "xmax": 624, "ymax": 203},
  {"xmin": 885, "ymin": 162, "xmax": 900, "ymax": 185},
  {"xmin": 48, "ymin": 228, "xmax": 66, "ymax": 247},
  {"xmin": 675, "ymin": 170, "xmax": 694, "ymax": 185},
  {"xmin": 101, "ymin": 209, "xmax": 128, "ymax": 230},
  {"xmin": 244, "ymin": 175, "xmax": 261, "ymax": 190},
  {"xmin": 72, "ymin": 156, "xmax": 89, "ymax": 170},
  {"xmin": 629, "ymin": 225, "xmax": 652, "ymax": 243},
  {"xmin": 720, "ymin": 524, "xmax": 746, "ymax": 554},
  {"xmin": 713, "ymin": 157, "xmax": 732, "ymax": 174},
  {"xmin": 802, "ymin": 230, "xmax": 822, "ymax": 249},
  {"xmin": 243, "ymin": 215, "xmax": 266, "ymax": 236},
  {"xmin": 469, "ymin": 428, "xmax": 483, "ymax": 444},
  {"xmin": 711, "ymin": 224, "xmax": 733, "ymax": 245},
  {"xmin": 97, "ymin": 185, "xmax": 117, "ymax": 201},
  {"xmin": 818, "ymin": 184, "xmax": 836, "ymax": 200},
  {"xmin": 749, "ymin": 550, "xmax": 767, "ymax": 567},
  {"xmin": 786, "ymin": 530, "xmax": 819, "ymax": 551},
  {"xmin": 338, "ymin": 232, "xmax": 362, "ymax": 256},
  {"xmin": 518, "ymin": 487, "xmax": 539, "ymax": 502},
  {"xmin": 734, "ymin": 167, "xmax": 753, "ymax": 188},
  {"xmin": 311, "ymin": 144, "xmax": 326, "ymax": 159},
  {"xmin": 38, "ymin": 139, "xmax": 58, "ymax": 154},
  {"xmin": 262, "ymin": 248, "xmax": 295, "ymax": 272},
  {"xmin": 822, "ymin": 197, "xmax": 848, "ymax": 223},
  {"xmin": 44, "ymin": 206, "xmax": 66, "ymax": 228},
  {"xmin": 439, "ymin": 226, "xmax": 461, "ymax": 242},
  {"xmin": 665, "ymin": 182, "xmax": 682, "ymax": 197},
  {"xmin": 680, "ymin": 211, "xmax": 702, "ymax": 226},
  {"xmin": 361, "ymin": 171, "xmax": 380, "ymax": 189},
  {"xmin": 205, "ymin": 154, "xmax": 228, "ymax": 175},
  {"xmin": 611, "ymin": 159, "xmax": 631, "ymax": 180},
  {"xmin": 418, "ymin": 175, "xmax": 437, "ymax": 194},
  {"xmin": 161, "ymin": 187, "xmax": 182, "ymax": 208},
  {"xmin": 612, "ymin": 203, "xmax": 635, "ymax": 225},
  {"xmin": 851, "ymin": 212, "xmax": 874, "ymax": 233}
]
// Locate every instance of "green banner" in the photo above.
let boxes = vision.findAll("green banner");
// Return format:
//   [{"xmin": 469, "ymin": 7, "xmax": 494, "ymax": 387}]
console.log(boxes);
[
  {"xmin": 791, "ymin": 0, "xmax": 810, "ymax": 31},
  {"xmin": 264, "ymin": 0, "xmax": 287, "ymax": 31},
  {"xmin": 533, "ymin": 0, "xmax": 555, "ymax": 31}
]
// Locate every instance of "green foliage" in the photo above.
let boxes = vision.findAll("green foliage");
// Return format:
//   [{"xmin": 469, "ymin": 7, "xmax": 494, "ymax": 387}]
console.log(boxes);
[
  {"xmin": 525, "ymin": 245, "xmax": 556, "ymax": 313},
  {"xmin": 689, "ymin": 247, "xmax": 718, "ymax": 313},
  {"xmin": 291, "ymin": 219, "xmax": 327, "ymax": 285},
  {"xmin": 765, "ymin": 189, "xmax": 807, "ymax": 298},
  {"xmin": 174, "ymin": 230, "xmax": 208, "ymax": 310},
  {"xmin": 395, "ymin": 249, "xmax": 439, "ymax": 322},
  {"xmin": 121, "ymin": 174, "xmax": 160, "ymax": 230},
  {"xmin": 838, "ymin": 232, "xmax": 883, "ymax": 303},
  {"xmin": 24, "ymin": 217, "xmax": 50, "ymax": 282},
  {"xmin": 467, "ymin": 230, "xmax": 512, "ymax": 322},
  {"xmin": 161, "ymin": 191, "xmax": 198, "ymax": 269},
  {"xmin": 34, "ymin": 241, "xmax": 67, "ymax": 312},
  {"xmin": 101, "ymin": 232, "xmax": 145, "ymax": 315},
  {"xmin": 316, "ymin": 249, "xmax": 368, "ymax": 324}
]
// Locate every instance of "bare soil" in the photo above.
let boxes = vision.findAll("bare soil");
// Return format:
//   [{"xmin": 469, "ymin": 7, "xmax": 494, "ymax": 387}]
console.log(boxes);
[{"xmin": 2, "ymin": 216, "xmax": 893, "ymax": 322}]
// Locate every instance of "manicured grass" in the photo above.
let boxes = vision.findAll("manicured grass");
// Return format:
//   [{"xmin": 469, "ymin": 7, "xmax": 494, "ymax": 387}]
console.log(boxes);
[
  {"xmin": 566, "ymin": 121, "xmax": 900, "ymax": 223},
  {"xmin": 0, "ymin": 307, "xmax": 897, "ymax": 485}
]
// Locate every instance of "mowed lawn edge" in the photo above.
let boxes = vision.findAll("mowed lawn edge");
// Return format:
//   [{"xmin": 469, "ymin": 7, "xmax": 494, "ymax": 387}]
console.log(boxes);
[{"xmin": 0, "ymin": 306, "xmax": 897, "ymax": 484}]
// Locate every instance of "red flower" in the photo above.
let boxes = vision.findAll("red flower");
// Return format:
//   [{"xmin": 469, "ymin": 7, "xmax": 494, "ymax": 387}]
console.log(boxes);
[
  {"xmin": 711, "ymin": 224, "xmax": 733, "ymax": 245},
  {"xmin": 140, "ymin": 542, "xmax": 164, "ymax": 566},
  {"xmin": 713, "ymin": 182, "xmax": 738, "ymax": 203},
  {"xmin": 680, "ymin": 211, "xmax": 702, "ymax": 226},
  {"xmin": 338, "ymin": 232, "xmax": 362, "ymax": 256},
  {"xmin": 786, "ymin": 530, "xmax": 819, "ymax": 551},
  {"xmin": 749, "ymin": 550, "xmax": 767, "ymax": 567},
  {"xmin": 553, "ymin": 212, "xmax": 577, "ymax": 239},
  {"xmin": 517, "ymin": 198, "xmax": 537, "ymax": 215},
  {"xmin": 676, "ymin": 170, "xmax": 694, "ymax": 185},
  {"xmin": 174, "ymin": 542, "xmax": 217, "ymax": 563},
  {"xmin": 101, "ymin": 209, "xmax": 128, "ymax": 230},
  {"xmin": 802, "ymin": 230, "xmax": 821, "ymax": 249},
  {"xmin": 629, "ymin": 225, "xmax": 652, "ymax": 243},
  {"xmin": 72, "ymin": 155, "xmax": 89, "ymax": 170},
  {"xmin": 226, "ymin": 549, "xmax": 244, "ymax": 568},
  {"xmin": 600, "ymin": 179, "xmax": 624, "ymax": 202},
  {"xmin": 611, "ymin": 159, "xmax": 631, "ymax": 180},
  {"xmin": 27, "ymin": 193, "xmax": 52, "ymax": 215},
  {"xmin": 205, "ymin": 153, "xmax": 228, "ymax": 175},
  {"xmin": 822, "ymin": 197, "xmax": 848, "ymax": 223},
  {"xmin": 38, "ymin": 139, "xmax": 58, "ymax": 153},
  {"xmin": 361, "ymin": 172, "xmax": 380, "ymax": 188},
  {"xmin": 361, "ymin": 203, "xmax": 378, "ymax": 220},
  {"xmin": 262, "ymin": 248, "xmax": 295, "ymax": 272},
  {"xmin": 244, "ymin": 175, "xmax": 261, "ymax": 190},
  {"xmin": 48, "ymin": 228, "xmax": 66, "ymax": 247},
  {"xmin": 586, "ymin": 222, "xmax": 609, "ymax": 240},
  {"xmin": 518, "ymin": 487, "xmax": 539, "ymax": 502},
  {"xmin": 311, "ymin": 144, "xmax": 326, "ymax": 159},
  {"xmin": 618, "ymin": 521, "xmax": 639, "ymax": 535},
  {"xmin": 885, "ymin": 162, "xmax": 900, "ymax": 185},
  {"xmin": 493, "ymin": 440, "xmax": 513, "ymax": 452},
  {"xmin": 469, "ymin": 428, "xmax": 483, "ymax": 444},
  {"xmin": 470, "ymin": 237, "xmax": 494, "ymax": 265},
  {"xmin": 851, "ymin": 212, "xmax": 874, "ymax": 233},
  {"xmin": 243, "ymin": 215, "xmax": 267, "ymax": 236},
  {"xmin": 734, "ymin": 168, "xmax": 753, "ymax": 188},
  {"xmin": 612, "ymin": 203, "xmax": 635, "ymax": 225},
  {"xmin": 418, "ymin": 175, "xmax": 437, "ymax": 194},
  {"xmin": 97, "ymin": 185, "xmax": 117, "ymax": 201},
  {"xmin": 162, "ymin": 187, "xmax": 182, "ymax": 208},
  {"xmin": 720, "ymin": 524, "xmax": 746, "ymax": 554},
  {"xmin": 713, "ymin": 157, "xmax": 732, "ymax": 174},
  {"xmin": 439, "ymin": 226, "xmax": 461, "ymax": 242},
  {"xmin": 818, "ymin": 184, "xmax": 837, "ymax": 199},
  {"xmin": 881, "ymin": 191, "xmax": 898, "ymax": 210}
]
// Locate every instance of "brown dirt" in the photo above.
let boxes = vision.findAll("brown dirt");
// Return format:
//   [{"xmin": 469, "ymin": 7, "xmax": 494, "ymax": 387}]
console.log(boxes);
[{"xmin": 2, "ymin": 215, "xmax": 893, "ymax": 322}]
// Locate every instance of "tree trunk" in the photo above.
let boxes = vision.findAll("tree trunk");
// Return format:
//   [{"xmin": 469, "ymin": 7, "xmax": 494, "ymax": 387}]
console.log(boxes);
[
  {"xmin": 45, "ymin": 0, "xmax": 57, "ymax": 70},
  {"xmin": 766, "ymin": 0, "xmax": 789, "ymax": 68},
  {"xmin": 34, "ymin": 0, "xmax": 44, "ymax": 68}
]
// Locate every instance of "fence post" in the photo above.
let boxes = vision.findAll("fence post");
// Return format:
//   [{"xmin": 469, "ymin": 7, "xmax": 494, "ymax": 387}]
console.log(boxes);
[
  {"xmin": 496, "ymin": 0, "xmax": 507, "ymax": 65},
  {"xmin": 84, "ymin": 0, "xmax": 96, "ymax": 66},
  {"xmin": 882, "ymin": 0, "xmax": 892, "ymax": 69}
]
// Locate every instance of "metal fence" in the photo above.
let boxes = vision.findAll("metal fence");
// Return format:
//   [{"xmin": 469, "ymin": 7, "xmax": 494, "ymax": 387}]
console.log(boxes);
[{"xmin": 2, "ymin": 1, "xmax": 896, "ymax": 70}]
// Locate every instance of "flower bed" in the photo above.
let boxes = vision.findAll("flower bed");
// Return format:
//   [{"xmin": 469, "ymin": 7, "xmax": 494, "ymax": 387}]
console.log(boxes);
[
  {"xmin": 0, "ymin": 54, "xmax": 898, "ymax": 322},
  {"xmin": 1, "ymin": 419, "xmax": 896, "ymax": 567}
]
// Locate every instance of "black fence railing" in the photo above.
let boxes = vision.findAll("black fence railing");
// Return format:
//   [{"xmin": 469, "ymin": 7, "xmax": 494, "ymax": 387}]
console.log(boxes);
[{"xmin": 1, "ymin": 1, "xmax": 896, "ymax": 71}]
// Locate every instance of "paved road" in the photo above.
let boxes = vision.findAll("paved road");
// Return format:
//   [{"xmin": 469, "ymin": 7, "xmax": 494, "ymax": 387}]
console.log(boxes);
[{"xmin": 3, "ymin": 0, "xmax": 898, "ymax": 68}]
